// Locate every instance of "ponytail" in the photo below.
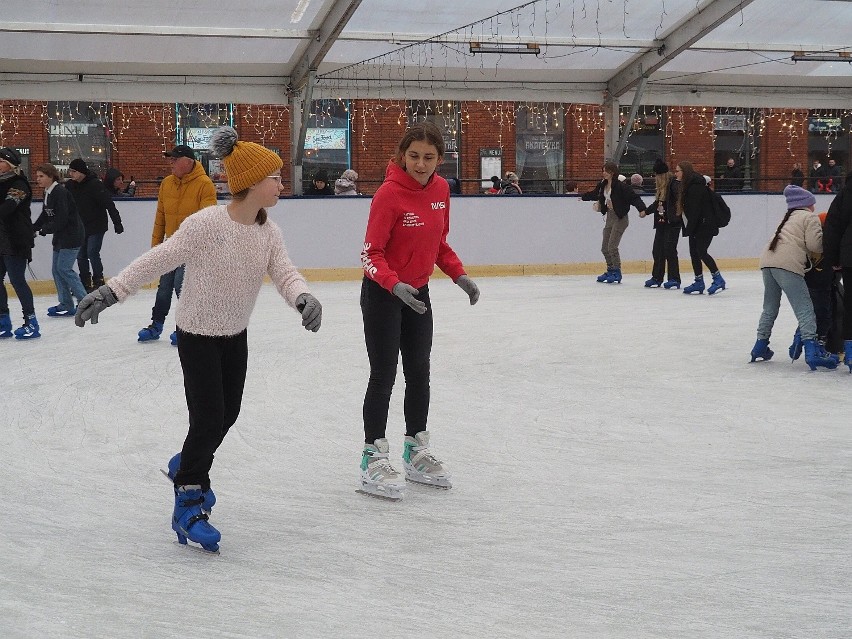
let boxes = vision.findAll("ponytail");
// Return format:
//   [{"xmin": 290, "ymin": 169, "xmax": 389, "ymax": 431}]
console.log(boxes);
[{"xmin": 768, "ymin": 209, "xmax": 795, "ymax": 252}]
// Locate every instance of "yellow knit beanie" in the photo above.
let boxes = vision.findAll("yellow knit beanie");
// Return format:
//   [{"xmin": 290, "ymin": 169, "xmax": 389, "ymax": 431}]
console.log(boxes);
[{"xmin": 210, "ymin": 126, "xmax": 283, "ymax": 193}]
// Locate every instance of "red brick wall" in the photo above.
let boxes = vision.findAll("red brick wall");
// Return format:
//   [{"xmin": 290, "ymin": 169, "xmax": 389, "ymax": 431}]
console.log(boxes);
[
  {"xmin": 666, "ymin": 107, "xmax": 716, "ymax": 178},
  {"xmin": 758, "ymin": 109, "xmax": 808, "ymax": 192},
  {"xmin": 0, "ymin": 100, "xmax": 833, "ymax": 199}
]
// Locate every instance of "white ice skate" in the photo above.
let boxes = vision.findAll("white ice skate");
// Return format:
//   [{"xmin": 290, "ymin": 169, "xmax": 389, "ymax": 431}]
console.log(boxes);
[
  {"xmin": 402, "ymin": 431, "xmax": 452, "ymax": 489},
  {"xmin": 359, "ymin": 438, "xmax": 405, "ymax": 500}
]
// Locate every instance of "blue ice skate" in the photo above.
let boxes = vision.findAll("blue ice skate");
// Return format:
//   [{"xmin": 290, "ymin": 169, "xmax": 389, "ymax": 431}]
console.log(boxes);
[
  {"xmin": 644, "ymin": 278, "xmax": 662, "ymax": 288},
  {"xmin": 683, "ymin": 275, "xmax": 705, "ymax": 295},
  {"xmin": 166, "ymin": 453, "xmax": 216, "ymax": 512},
  {"xmin": 750, "ymin": 338, "xmax": 773, "ymax": 362},
  {"xmin": 14, "ymin": 315, "xmax": 40, "ymax": 340},
  {"xmin": 138, "ymin": 320, "xmax": 163, "ymax": 342},
  {"xmin": 707, "ymin": 271, "xmax": 726, "ymax": 295},
  {"xmin": 602, "ymin": 268, "xmax": 622, "ymax": 284},
  {"xmin": 789, "ymin": 328, "xmax": 803, "ymax": 361},
  {"xmin": 596, "ymin": 268, "xmax": 613, "ymax": 283},
  {"xmin": 0, "ymin": 313, "xmax": 12, "ymax": 338},
  {"xmin": 172, "ymin": 486, "xmax": 221, "ymax": 553},
  {"xmin": 663, "ymin": 279, "xmax": 681, "ymax": 289},
  {"xmin": 803, "ymin": 339, "xmax": 838, "ymax": 371}
]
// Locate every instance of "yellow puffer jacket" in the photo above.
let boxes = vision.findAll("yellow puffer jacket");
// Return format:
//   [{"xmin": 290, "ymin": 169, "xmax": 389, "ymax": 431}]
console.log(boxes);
[{"xmin": 151, "ymin": 161, "xmax": 218, "ymax": 246}]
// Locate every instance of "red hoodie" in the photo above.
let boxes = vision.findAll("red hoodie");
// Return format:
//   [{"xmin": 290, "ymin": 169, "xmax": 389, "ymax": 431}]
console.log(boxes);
[{"xmin": 361, "ymin": 161, "xmax": 466, "ymax": 292}]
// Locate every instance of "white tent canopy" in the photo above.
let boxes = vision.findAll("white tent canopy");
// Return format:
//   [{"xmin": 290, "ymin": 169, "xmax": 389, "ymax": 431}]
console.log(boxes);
[{"xmin": 2, "ymin": 0, "xmax": 851, "ymax": 107}]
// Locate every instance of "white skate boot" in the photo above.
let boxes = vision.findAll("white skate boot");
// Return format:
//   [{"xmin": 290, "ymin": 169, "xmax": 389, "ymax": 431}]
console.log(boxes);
[
  {"xmin": 359, "ymin": 438, "xmax": 405, "ymax": 500},
  {"xmin": 402, "ymin": 431, "xmax": 452, "ymax": 488}
]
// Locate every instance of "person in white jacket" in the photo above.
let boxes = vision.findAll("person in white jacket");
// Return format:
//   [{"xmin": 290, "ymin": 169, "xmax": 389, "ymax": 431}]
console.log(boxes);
[{"xmin": 750, "ymin": 185, "xmax": 838, "ymax": 370}]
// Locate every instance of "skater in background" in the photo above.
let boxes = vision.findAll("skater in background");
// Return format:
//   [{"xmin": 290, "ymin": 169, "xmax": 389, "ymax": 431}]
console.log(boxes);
[
  {"xmin": 581, "ymin": 161, "xmax": 647, "ymax": 284},
  {"xmin": 642, "ymin": 159, "xmax": 682, "ymax": 288},
  {"xmin": 359, "ymin": 121, "xmax": 480, "ymax": 499},
  {"xmin": 750, "ymin": 185, "xmax": 837, "ymax": 370},
  {"xmin": 0, "ymin": 147, "xmax": 38, "ymax": 340},
  {"xmin": 65, "ymin": 158, "xmax": 124, "ymax": 293},
  {"xmin": 821, "ymin": 170, "xmax": 852, "ymax": 371},
  {"xmin": 676, "ymin": 161, "xmax": 725, "ymax": 295},
  {"xmin": 75, "ymin": 126, "xmax": 323, "ymax": 552},
  {"xmin": 33, "ymin": 163, "xmax": 88, "ymax": 317},
  {"xmin": 137, "ymin": 145, "xmax": 217, "ymax": 346}
]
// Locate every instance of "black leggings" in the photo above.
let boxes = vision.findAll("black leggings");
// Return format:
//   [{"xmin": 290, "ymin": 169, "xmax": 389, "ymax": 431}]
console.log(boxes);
[
  {"xmin": 174, "ymin": 329, "xmax": 248, "ymax": 490},
  {"xmin": 361, "ymin": 277, "xmax": 433, "ymax": 444},
  {"xmin": 651, "ymin": 225, "xmax": 681, "ymax": 283},
  {"xmin": 842, "ymin": 267, "xmax": 852, "ymax": 340},
  {"xmin": 688, "ymin": 231, "xmax": 718, "ymax": 277}
]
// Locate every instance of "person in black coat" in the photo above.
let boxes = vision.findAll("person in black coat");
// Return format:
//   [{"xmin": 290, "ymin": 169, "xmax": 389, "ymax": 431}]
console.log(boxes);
[
  {"xmin": 581, "ymin": 161, "xmax": 647, "ymax": 283},
  {"xmin": 717, "ymin": 158, "xmax": 742, "ymax": 191},
  {"xmin": 65, "ymin": 158, "xmax": 124, "ymax": 292},
  {"xmin": 821, "ymin": 172, "xmax": 852, "ymax": 369},
  {"xmin": 642, "ymin": 159, "xmax": 682, "ymax": 288},
  {"xmin": 0, "ymin": 147, "xmax": 39, "ymax": 338},
  {"xmin": 33, "ymin": 163, "xmax": 88, "ymax": 316},
  {"xmin": 676, "ymin": 161, "xmax": 725, "ymax": 294},
  {"xmin": 790, "ymin": 162, "xmax": 805, "ymax": 188},
  {"xmin": 305, "ymin": 169, "xmax": 334, "ymax": 196}
]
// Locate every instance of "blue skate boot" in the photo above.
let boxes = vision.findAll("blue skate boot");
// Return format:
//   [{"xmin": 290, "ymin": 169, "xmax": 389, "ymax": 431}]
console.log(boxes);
[
  {"xmin": 166, "ymin": 453, "xmax": 216, "ymax": 512},
  {"xmin": 14, "ymin": 314, "xmax": 40, "ymax": 340},
  {"xmin": 0, "ymin": 313, "xmax": 12, "ymax": 338},
  {"xmin": 644, "ymin": 277, "xmax": 663, "ymax": 288},
  {"xmin": 137, "ymin": 320, "xmax": 163, "ymax": 342},
  {"xmin": 789, "ymin": 328, "xmax": 803, "ymax": 361},
  {"xmin": 596, "ymin": 268, "xmax": 613, "ymax": 283},
  {"xmin": 172, "ymin": 485, "xmax": 221, "ymax": 553},
  {"xmin": 707, "ymin": 271, "xmax": 726, "ymax": 295},
  {"xmin": 804, "ymin": 339, "xmax": 838, "ymax": 371},
  {"xmin": 683, "ymin": 275, "xmax": 705, "ymax": 295},
  {"xmin": 170, "ymin": 330, "xmax": 178, "ymax": 346},
  {"xmin": 47, "ymin": 304, "xmax": 76, "ymax": 317},
  {"xmin": 662, "ymin": 279, "xmax": 681, "ymax": 290},
  {"xmin": 750, "ymin": 338, "xmax": 773, "ymax": 362},
  {"xmin": 845, "ymin": 340, "xmax": 852, "ymax": 373},
  {"xmin": 603, "ymin": 268, "xmax": 622, "ymax": 284}
]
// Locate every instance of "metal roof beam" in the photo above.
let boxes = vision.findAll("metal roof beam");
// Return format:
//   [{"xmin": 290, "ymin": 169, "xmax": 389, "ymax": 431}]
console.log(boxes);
[
  {"xmin": 606, "ymin": 0, "xmax": 758, "ymax": 98},
  {"xmin": 288, "ymin": 0, "xmax": 363, "ymax": 93}
]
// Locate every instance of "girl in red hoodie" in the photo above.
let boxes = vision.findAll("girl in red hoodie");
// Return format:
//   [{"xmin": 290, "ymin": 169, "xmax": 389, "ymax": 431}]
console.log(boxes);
[{"xmin": 358, "ymin": 122, "xmax": 479, "ymax": 500}]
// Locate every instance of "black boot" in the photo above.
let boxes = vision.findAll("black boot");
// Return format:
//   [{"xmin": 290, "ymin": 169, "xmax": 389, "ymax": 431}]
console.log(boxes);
[
  {"xmin": 80, "ymin": 273, "xmax": 93, "ymax": 293},
  {"xmin": 92, "ymin": 275, "xmax": 105, "ymax": 289}
]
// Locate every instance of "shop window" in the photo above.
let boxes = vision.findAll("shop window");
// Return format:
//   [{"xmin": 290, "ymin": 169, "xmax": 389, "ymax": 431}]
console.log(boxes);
[
  {"xmin": 302, "ymin": 99, "xmax": 351, "ymax": 188},
  {"xmin": 618, "ymin": 106, "xmax": 664, "ymax": 189},
  {"xmin": 516, "ymin": 103, "xmax": 564, "ymax": 194},
  {"xmin": 48, "ymin": 101, "xmax": 111, "ymax": 177},
  {"xmin": 713, "ymin": 110, "xmax": 760, "ymax": 191},
  {"xmin": 176, "ymin": 104, "xmax": 233, "ymax": 193},
  {"xmin": 808, "ymin": 113, "xmax": 849, "ymax": 193},
  {"xmin": 408, "ymin": 100, "xmax": 461, "ymax": 182}
]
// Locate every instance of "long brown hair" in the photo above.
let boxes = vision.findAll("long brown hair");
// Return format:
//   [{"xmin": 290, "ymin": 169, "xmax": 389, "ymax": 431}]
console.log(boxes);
[
  {"xmin": 768, "ymin": 210, "xmax": 796, "ymax": 252},
  {"xmin": 229, "ymin": 188, "xmax": 267, "ymax": 225},
  {"xmin": 655, "ymin": 172, "xmax": 672, "ymax": 202},
  {"xmin": 394, "ymin": 121, "xmax": 445, "ymax": 167},
  {"xmin": 676, "ymin": 161, "xmax": 696, "ymax": 215}
]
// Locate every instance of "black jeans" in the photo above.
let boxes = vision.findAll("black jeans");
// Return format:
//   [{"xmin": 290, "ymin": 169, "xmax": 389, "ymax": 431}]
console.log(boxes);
[
  {"xmin": 651, "ymin": 225, "xmax": 681, "ymax": 283},
  {"xmin": 688, "ymin": 230, "xmax": 718, "ymax": 277},
  {"xmin": 174, "ymin": 329, "xmax": 248, "ymax": 490},
  {"xmin": 361, "ymin": 277, "xmax": 432, "ymax": 444},
  {"xmin": 842, "ymin": 268, "xmax": 852, "ymax": 340},
  {"xmin": 0, "ymin": 254, "xmax": 35, "ymax": 318}
]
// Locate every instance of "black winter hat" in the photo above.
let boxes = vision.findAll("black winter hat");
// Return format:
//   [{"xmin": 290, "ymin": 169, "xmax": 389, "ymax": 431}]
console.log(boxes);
[
  {"xmin": 69, "ymin": 158, "xmax": 89, "ymax": 174},
  {"xmin": 0, "ymin": 147, "xmax": 22, "ymax": 167},
  {"xmin": 653, "ymin": 158, "xmax": 669, "ymax": 175},
  {"xmin": 313, "ymin": 169, "xmax": 329, "ymax": 183}
]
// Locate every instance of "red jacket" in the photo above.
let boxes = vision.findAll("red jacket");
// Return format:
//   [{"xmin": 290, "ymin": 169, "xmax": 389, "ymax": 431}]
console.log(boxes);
[{"xmin": 361, "ymin": 161, "xmax": 466, "ymax": 292}]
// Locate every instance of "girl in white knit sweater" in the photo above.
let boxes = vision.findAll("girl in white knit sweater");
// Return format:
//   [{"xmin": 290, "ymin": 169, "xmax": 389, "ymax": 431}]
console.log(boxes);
[
  {"xmin": 751, "ymin": 185, "xmax": 837, "ymax": 370},
  {"xmin": 75, "ymin": 127, "xmax": 322, "ymax": 552}
]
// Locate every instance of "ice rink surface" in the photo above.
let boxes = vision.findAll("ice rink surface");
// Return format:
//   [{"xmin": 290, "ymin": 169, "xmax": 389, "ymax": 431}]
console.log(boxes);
[{"xmin": 1, "ymin": 272, "xmax": 849, "ymax": 638}]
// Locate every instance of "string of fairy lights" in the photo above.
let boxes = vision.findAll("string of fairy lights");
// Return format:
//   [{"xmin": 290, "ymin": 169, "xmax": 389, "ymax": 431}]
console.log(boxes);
[{"xmin": 1, "ymin": 100, "xmax": 849, "ymax": 166}]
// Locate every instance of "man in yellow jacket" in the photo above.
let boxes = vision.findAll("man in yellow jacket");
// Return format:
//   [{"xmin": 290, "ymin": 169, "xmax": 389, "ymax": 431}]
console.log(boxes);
[{"xmin": 137, "ymin": 145, "xmax": 217, "ymax": 344}]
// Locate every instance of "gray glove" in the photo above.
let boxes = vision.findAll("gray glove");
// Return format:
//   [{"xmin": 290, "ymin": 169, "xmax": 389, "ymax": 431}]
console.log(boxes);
[
  {"xmin": 393, "ymin": 282, "xmax": 427, "ymax": 314},
  {"xmin": 75, "ymin": 284, "xmax": 118, "ymax": 327},
  {"xmin": 456, "ymin": 275, "xmax": 480, "ymax": 305},
  {"xmin": 295, "ymin": 293, "xmax": 322, "ymax": 332}
]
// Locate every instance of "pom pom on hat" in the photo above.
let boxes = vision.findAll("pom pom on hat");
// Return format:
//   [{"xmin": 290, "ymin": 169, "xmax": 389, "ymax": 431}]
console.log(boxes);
[
  {"xmin": 784, "ymin": 184, "xmax": 816, "ymax": 210},
  {"xmin": 210, "ymin": 126, "xmax": 282, "ymax": 193},
  {"xmin": 652, "ymin": 158, "xmax": 669, "ymax": 175}
]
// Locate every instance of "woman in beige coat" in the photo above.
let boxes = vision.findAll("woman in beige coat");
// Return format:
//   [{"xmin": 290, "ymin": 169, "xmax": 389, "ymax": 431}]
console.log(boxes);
[{"xmin": 751, "ymin": 185, "xmax": 838, "ymax": 370}]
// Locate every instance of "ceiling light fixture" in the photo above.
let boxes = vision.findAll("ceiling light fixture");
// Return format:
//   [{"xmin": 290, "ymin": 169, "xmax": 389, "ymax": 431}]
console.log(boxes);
[
  {"xmin": 791, "ymin": 51, "xmax": 852, "ymax": 63},
  {"xmin": 469, "ymin": 42, "xmax": 541, "ymax": 55}
]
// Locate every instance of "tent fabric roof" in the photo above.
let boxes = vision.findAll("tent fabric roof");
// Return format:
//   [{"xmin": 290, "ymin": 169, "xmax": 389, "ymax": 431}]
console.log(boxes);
[{"xmin": 2, "ymin": 0, "xmax": 851, "ymax": 107}]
